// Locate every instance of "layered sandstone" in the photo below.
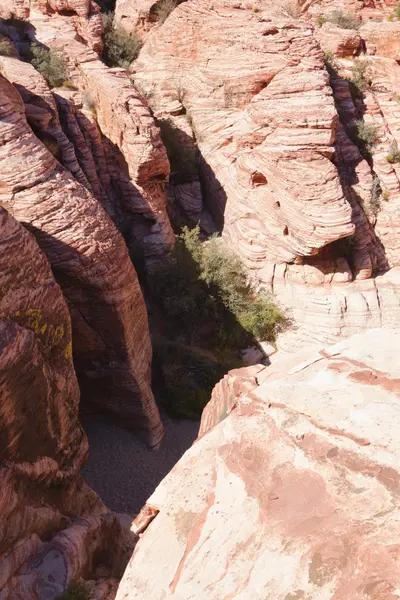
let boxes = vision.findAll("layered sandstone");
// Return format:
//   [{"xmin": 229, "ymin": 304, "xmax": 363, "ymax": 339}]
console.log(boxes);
[
  {"xmin": 0, "ymin": 72, "xmax": 163, "ymax": 445},
  {"xmin": 116, "ymin": 328, "xmax": 400, "ymax": 599},
  {"xmin": 135, "ymin": 3, "xmax": 355, "ymax": 263},
  {"xmin": 0, "ymin": 0, "xmax": 103, "ymax": 51},
  {"xmin": 0, "ymin": 207, "xmax": 132, "ymax": 598},
  {"xmin": 18, "ymin": 9, "xmax": 175, "ymax": 262},
  {"xmin": 114, "ymin": 0, "xmax": 160, "ymax": 39},
  {"xmin": 133, "ymin": 0, "xmax": 400, "ymax": 349}
]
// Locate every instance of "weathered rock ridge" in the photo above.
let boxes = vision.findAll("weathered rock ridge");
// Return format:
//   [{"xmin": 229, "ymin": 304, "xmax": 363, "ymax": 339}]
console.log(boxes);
[
  {"xmin": 0, "ymin": 207, "xmax": 133, "ymax": 598},
  {"xmin": 0, "ymin": 58, "xmax": 163, "ymax": 443},
  {"xmin": 116, "ymin": 328, "xmax": 400, "ymax": 599},
  {"xmin": 132, "ymin": 0, "xmax": 400, "ymax": 349}
]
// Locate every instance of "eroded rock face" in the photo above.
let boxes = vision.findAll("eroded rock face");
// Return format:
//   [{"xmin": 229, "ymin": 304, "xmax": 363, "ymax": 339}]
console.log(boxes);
[
  {"xmin": 114, "ymin": 0, "xmax": 160, "ymax": 39},
  {"xmin": 19, "ymin": 9, "xmax": 175, "ymax": 263},
  {"xmin": 0, "ymin": 208, "xmax": 133, "ymax": 598},
  {"xmin": 133, "ymin": 0, "xmax": 400, "ymax": 349},
  {"xmin": 116, "ymin": 328, "xmax": 400, "ymax": 599},
  {"xmin": 0, "ymin": 0, "xmax": 103, "ymax": 51},
  {"xmin": 135, "ymin": 2, "xmax": 354, "ymax": 264},
  {"xmin": 0, "ymin": 72, "xmax": 163, "ymax": 445}
]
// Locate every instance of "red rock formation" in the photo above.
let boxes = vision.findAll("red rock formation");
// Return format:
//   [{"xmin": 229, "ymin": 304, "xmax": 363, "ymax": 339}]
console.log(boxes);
[
  {"xmin": 133, "ymin": 0, "xmax": 400, "ymax": 349},
  {"xmin": 135, "ymin": 3, "xmax": 355, "ymax": 264},
  {"xmin": 0, "ymin": 72, "xmax": 163, "ymax": 445},
  {"xmin": 116, "ymin": 328, "xmax": 400, "ymax": 599},
  {"xmin": 314, "ymin": 22, "xmax": 361, "ymax": 57},
  {"xmin": 0, "ymin": 0, "xmax": 103, "ymax": 51},
  {"xmin": 22, "ymin": 9, "xmax": 175, "ymax": 262},
  {"xmin": 114, "ymin": 0, "xmax": 160, "ymax": 39},
  {"xmin": 0, "ymin": 207, "xmax": 133, "ymax": 598}
]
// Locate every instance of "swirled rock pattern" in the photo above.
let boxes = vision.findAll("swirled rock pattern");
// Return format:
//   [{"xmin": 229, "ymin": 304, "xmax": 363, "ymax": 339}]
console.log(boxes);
[
  {"xmin": 116, "ymin": 328, "xmax": 400, "ymax": 600},
  {"xmin": 23, "ymin": 10, "xmax": 174, "ymax": 262},
  {"xmin": 0, "ymin": 72, "xmax": 163, "ymax": 445},
  {"xmin": 0, "ymin": 208, "xmax": 133, "ymax": 598},
  {"xmin": 0, "ymin": 0, "xmax": 103, "ymax": 51},
  {"xmin": 133, "ymin": 0, "xmax": 400, "ymax": 349},
  {"xmin": 135, "ymin": 2, "xmax": 354, "ymax": 264}
]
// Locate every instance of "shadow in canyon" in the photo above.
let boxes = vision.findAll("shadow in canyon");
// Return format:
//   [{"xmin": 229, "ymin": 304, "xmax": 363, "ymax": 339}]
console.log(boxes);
[{"xmin": 16, "ymin": 75, "xmax": 276, "ymax": 512}]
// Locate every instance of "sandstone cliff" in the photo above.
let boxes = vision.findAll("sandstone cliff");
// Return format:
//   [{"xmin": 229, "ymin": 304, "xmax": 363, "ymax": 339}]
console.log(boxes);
[
  {"xmin": 131, "ymin": 0, "xmax": 400, "ymax": 349},
  {"xmin": 2, "ymin": 0, "xmax": 400, "ymax": 597},
  {"xmin": 0, "ymin": 207, "xmax": 133, "ymax": 598},
  {"xmin": 116, "ymin": 328, "xmax": 400, "ymax": 599},
  {"xmin": 0, "ymin": 4, "xmax": 171, "ymax": 443}
]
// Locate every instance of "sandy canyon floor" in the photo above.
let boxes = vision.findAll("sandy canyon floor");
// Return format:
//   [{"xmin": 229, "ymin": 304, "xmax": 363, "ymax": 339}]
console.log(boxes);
[{"xmin": 82, "ymin": 414, "xmax": 199, "ymax": 515}]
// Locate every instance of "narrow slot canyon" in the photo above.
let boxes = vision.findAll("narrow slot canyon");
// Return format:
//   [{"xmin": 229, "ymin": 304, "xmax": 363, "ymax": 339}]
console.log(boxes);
[
  {"xmin": 82, "ymin": 414, "xmax": 199, "ymax": 515},
  {"xmin": 2, "ymin": 0, "xmax": 400, "ymax": 598}
]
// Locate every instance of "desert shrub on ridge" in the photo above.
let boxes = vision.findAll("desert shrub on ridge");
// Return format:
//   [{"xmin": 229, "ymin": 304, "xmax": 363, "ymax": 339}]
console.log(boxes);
[
  {"xmin": 101, "ymin": 12, "xmax": 142, "ymax": 69},
  {"xmin": 29, "ymin": 44, "xmax": 68, "ymax": 88}
]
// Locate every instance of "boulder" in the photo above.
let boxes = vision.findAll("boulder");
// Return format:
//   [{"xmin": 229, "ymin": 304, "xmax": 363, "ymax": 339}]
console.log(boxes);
[
  {"xmin": 314, "ymin": 22, "xmax": 361, "ymax": 57},
  {"xmin": 116, "ymin": 328, "xmax": 400, "ymax": 599}
]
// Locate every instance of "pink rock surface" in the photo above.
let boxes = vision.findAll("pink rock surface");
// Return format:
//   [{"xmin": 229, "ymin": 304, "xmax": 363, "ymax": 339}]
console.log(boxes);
[
  {"xmin": 0, "ymin": 72, "xmax": 163, "ymax": 445},
  {"xmin": 27, "ymin": 11, "xmax": 174, "ymax": 261},
  {"xmin": 361, "ymin": 20, "xmax": 400, "ymax": 60},
  {"xmin": 134, "ymin": 0, "xmax": 400, "ymax": 349},
  {"xmin": 0, "ymin": 207, "xmax": 133, "ymax": 598},
  {"xmin": 0, "ymin": 0, "xmax": 103, "ymax": 50},
  {"xmin": 114, "ymin": 0, "xmax": 159, "ymax": 38},
  {"xmin": 116, "ymin": 328, "xmax": 400, "ymax": 599},
  {"xmin": 135, "ymin": 3, "xmax": 354, "ymax": 264},
  {"xmin": 314, "ymin": 22, "xmax": 361, "ymax": 57}
]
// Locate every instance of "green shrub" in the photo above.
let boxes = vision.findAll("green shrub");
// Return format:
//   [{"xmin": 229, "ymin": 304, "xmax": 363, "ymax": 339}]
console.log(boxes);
[
  {"xmin": 149, "ymin": 226, "xmax": 286, "ymax": 417},
  {"xmin": 324, "ymin": 50, "xmax": 338, "ymax": 74},
  {"xmin": 102, "ymin": 12, "xmax": 142, "ymax": 68},
  {"xmin": 62, "ymin": 80, "xmax": 78, "ymax": 90},
  {"xmin": 329, "ymin": 9, "xmax": 360, "ymax": 29},
  {"xmin": 362, "ymin": 175, "xmax": 382, "ymax": 218},
  {"xmin": 389, "ymin": 13, "xmax": 395, "ymax": 21},
  {"xmin": 316, "ymin": 15, "xmax": 327, "ymax": 26},
  {"xmin": 159, "ymin": 118, "xmax": 197, "ymax": 183},
  {"xmin": 354, "ymin": 120, "xmax": 380, "ymax": 153},
  {"xmin": 0, "ymin": 39, "xmax": 14, "ymax": 56},
  {"xmin": 56, "ymin": 580, "xmax": 91, "ymax": 600},
  {"xmin": 386, "ymin": 142, "xmax": 400, "ymax": 163},
  {"xmin": 395, "ymin": 2, "xmax": 400, "ymax": 19},
  {"xmin": 349, "ymin": 60, "xmax": 371, "ymax": 98},
  {"xmin": 154, "ymin": 342, "xmax": 232, "ymax": 418},
  {"xmin": 30, "ymin": 44, "xmax": 68, "ymax": 88},
  {"xmin": 382, "ymin": 189, "xmax": 391, "ymax": 202}
]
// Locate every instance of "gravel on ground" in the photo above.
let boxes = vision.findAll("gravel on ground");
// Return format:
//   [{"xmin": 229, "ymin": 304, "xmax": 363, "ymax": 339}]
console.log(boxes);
[{"xmin": 82, "ymin": 414, "xmax": 199, "ymax": 515}]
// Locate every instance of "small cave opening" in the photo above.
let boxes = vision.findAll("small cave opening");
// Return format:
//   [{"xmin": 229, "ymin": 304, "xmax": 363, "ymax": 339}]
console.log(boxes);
[
  {"xmin": 57, "ymin": 9, "xmax": 77, "ymax": 17},
  {"xmin": 251, "ymin": 171, "xmax": 268, "ymax": 187}
]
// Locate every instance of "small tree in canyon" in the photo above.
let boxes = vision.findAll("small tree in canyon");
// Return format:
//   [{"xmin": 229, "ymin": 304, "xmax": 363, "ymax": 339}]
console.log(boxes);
[
  {"xmin": 101, "ymin": 12, "xmax": 142, "ymax": 69},
  {"xmin": 30, "ymin": 44, "xmax": 69, "ymax": 88},
  {"xmin": 150, "ymin": 227, "xmax": 286, "ymax": 417}
]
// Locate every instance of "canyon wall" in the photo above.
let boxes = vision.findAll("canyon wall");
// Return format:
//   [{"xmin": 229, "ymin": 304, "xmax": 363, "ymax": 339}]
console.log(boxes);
[
  {"xmin": 116, "ymin": 328, "xmax": 400, "ymax": 599},
  {"xmin": 0, "ymin": 207, "xmax": 133, "ymax": 598},
  {"xmin": 0, "ymin": 5, "xmax": 171, "ymax": 444},
  {"xmin": 131, "ymin": 0, "xmax": 400, "ymax": 349}
]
